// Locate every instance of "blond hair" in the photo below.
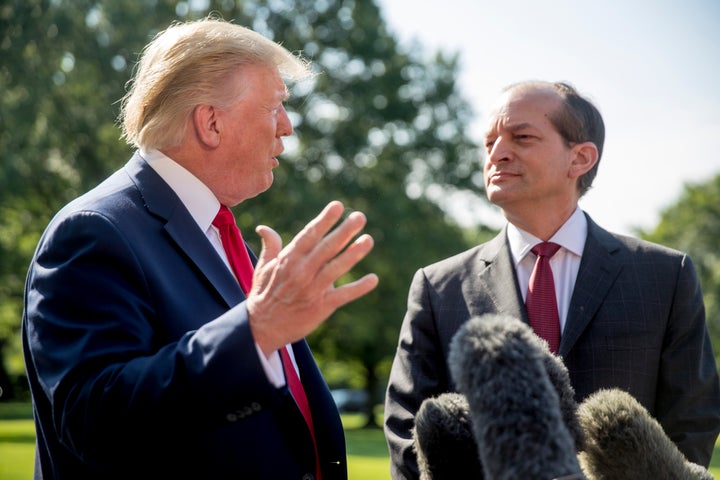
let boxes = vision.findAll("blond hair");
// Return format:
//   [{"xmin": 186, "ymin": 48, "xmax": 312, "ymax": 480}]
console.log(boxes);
[{"xmin": 119, "ymin": 16, "xmax": 312, "ymax": 149}]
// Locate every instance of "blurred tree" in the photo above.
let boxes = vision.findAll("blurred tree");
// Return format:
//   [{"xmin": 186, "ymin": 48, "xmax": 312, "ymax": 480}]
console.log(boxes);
[
  {"xmin": 0, "ymin": 0, "xmax": 494, "ymax": 426},
  {"xmin": 0, "ymin": 0, "xmax": 186, "ymax": 399},
  {"xmin": 640, "ymin": 174, "xmax": 720, "ymax": 368}
]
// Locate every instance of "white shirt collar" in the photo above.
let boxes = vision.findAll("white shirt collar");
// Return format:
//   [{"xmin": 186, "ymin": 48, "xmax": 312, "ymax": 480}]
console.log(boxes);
[
  {"xmin": 139, "ymin": 148, "xmax": 220, "ymax": 231},
  {"xmin": 507, "ymin": 207, "xmax": 587, "ymax": 265}
]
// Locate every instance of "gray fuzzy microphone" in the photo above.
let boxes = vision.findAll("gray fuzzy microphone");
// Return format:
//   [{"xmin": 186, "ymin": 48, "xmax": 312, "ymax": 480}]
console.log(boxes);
[
  {"xmin": 448, "ymin": 314, "xmax": 585, "ymax": 480},
  {"xmin": 413, "ymin": 392, "xmax": 484, "ymax": 480},
  {"xmin": 577, "ymin": 388, "xmax": 713, "ymax": 480}
]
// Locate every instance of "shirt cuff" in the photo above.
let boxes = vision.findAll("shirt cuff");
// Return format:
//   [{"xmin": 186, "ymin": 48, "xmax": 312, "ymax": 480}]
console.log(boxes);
[{"xmin": 255, "ymin": 343, "xmax": 285, "ymax": 388}]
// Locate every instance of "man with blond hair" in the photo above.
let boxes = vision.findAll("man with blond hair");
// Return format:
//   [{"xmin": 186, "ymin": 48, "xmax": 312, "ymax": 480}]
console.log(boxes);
[{"xmin": 23, "ymin": 17, "xmax": 377, "ymax": 479}]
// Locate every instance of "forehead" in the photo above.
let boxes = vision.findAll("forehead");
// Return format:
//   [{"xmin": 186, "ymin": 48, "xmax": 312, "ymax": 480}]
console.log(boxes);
[
  {"xmin": 484, "ymin": 86, "xmax": 561, "ymax": 136},
  {"xmin": 228, "ymin": 63, "xmax": 289, "ymax": 101}
]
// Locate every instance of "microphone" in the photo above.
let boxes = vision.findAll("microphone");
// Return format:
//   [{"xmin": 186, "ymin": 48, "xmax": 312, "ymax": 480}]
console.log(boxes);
[
  {"xmin": 412, "ymin": 313, "xmax": 713, "ymax": 479},
  {"xmin": 577, "ymin": 388, "xmax": 713, "ymax": 480},
  {"xmin": 413, "ymin": 392, "xmax": 484, "ymax": 480},
  {"xmin": 448, "ymin": 313, "xmax": 584, "ymax": 480}
]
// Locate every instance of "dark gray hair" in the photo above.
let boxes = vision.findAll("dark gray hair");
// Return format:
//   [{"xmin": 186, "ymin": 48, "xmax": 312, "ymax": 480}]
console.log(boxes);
[{"xmin": 505, "ymin": 80, "xmax": 605, "ymax": 197}]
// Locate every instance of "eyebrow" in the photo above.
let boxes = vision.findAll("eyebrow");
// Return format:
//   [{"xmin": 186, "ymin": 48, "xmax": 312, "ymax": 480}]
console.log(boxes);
[
  {"xmin": 505, "ymin": 121, "xmax": 534, "ymax": 132},
  {"xmin": 484, "ymin": 121, "xmax": 535, "ymax": 139}
]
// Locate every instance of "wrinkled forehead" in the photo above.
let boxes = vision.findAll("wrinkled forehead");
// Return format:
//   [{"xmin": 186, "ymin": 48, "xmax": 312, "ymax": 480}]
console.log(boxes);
[{"xmin": 483, "ymin": 86, "xmax": 561, "ymax": 138}]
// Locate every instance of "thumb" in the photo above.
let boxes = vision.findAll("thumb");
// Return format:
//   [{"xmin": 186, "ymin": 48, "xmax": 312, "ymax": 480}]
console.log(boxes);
[
  {"xmin": 254, "ymin": 225, "xmax": 282, "ymax": 270},
  {"xmin": 249, "ymin": 225, "xmax": 282, "ymax": 296}
]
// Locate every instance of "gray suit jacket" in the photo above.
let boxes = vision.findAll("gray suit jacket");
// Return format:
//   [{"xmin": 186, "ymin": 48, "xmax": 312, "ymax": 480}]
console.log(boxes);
[{"xmin": 384, "ymin": 214, "xmax": 720, "ymax": 479}]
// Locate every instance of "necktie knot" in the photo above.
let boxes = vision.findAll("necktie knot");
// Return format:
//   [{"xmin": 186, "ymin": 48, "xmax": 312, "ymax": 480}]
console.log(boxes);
[
  {"xmin": 212, "ymin": 205, "xmax": 236, "ymax": 229},
  {"xmin": 212, "ymin": 205, "xmax": 253, "ymax": 294},
  {"xmin": 532, "ymin": 241, "xmax": 561, "ymax": 259}
]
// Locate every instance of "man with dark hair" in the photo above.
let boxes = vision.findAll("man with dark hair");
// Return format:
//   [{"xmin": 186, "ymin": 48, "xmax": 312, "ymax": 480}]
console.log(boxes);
[{"xmin": 384, "ymin": 80, "xmax": 720, "ymax": 479}]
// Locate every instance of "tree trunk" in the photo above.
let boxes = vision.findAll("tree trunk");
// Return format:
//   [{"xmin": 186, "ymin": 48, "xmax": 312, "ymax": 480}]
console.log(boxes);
[
  {"xmin": 0, "ymin": 342, "xmax": 16, "ymax": 400},
  {"xmin": 362, "ymin": 361, "xmax": 381, "ymax": 429}
]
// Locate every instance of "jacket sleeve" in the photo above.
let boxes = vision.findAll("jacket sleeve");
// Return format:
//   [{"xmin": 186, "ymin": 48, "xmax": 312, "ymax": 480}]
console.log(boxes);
[
  {"xmin": 23, "ymin": 210, "xmax": 274, "ymax": 468},
  {"xmin": 384, "ymin": 268, "xmax": 452, "ymax": 480},
  {"xmin": 655, "ymin": 253, "xmax": 720, "ymax": 467}
]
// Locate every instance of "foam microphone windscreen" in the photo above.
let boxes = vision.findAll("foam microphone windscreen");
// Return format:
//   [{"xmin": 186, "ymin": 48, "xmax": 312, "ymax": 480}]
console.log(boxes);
[
  {"xmin": 577, "ymin": 388, "xmax": 714, "ymax": 480},
  {"xmin": 448, "ymin": 314, "xmax": 584, "ymax": 480},
  {"xmin": 541, "ymin": 343, "xmax": 585, "ymax": 451},
  {"xmin": 413, "ymin": 392, "xmax": 484, "ymax": 480}
]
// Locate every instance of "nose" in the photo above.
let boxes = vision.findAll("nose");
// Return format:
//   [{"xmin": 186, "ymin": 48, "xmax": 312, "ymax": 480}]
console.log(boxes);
[
  {"xmin": 277, "ymin": 105, "xmax": 293, "ymax": 137},
  {"xmin": 487, "ymin": 136, "xmax": 510, "ymax": 164}
]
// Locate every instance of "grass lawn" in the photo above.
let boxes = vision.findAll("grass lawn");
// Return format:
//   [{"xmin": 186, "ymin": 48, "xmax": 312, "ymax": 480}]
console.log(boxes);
[
  {"xmin": 342, "ymin": 413, "xmax": 391, "ymax": 480},
  {"xmin": 1, "ymin": 403, "xmax": 718, "ymax": 479},
  {"xmin": 0, "ymin": 418, "xmax": 36, "ymax": 480}
]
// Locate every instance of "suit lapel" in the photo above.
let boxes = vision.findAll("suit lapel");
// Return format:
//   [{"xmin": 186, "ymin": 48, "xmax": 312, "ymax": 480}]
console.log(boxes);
[
  {"xmin": 559, "ymin": 215, "xmax": 623, "ymax": 355},
  {"xmin": 474, "ymin": 228, "xmax": 527, "ymax": 321},
  {"xmin": 124, "ymin": 153, "xmax": 246, "ymax": 308}
]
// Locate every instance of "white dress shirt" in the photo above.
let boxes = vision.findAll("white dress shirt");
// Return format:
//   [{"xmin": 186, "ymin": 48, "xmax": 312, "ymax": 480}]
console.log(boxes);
[
  {"xmin": 507, "ymin": 207, "xmax": 587, "ymax": 333},
  {"xmin": 140, "ymin": 148, "xmax": 290, "ymax": 388}
]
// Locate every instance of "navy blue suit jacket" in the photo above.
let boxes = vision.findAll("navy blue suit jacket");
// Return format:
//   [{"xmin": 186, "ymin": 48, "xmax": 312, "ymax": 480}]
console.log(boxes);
[
  {"xmin": 385, "ymin": 218, "xmax": 720, "ymax": 479},
  {"xmin": 22, "ymin": 153, "xmax": 346, "ymax": 479}
]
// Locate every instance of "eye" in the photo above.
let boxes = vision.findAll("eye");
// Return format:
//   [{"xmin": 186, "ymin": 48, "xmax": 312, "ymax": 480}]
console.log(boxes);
[
  {"xmin": 514, "ymin": 133, "xmax": 535, "ymax": 141},
  {"xmin": 484, "ymin": 139, "xmax": 495, "ymax": 152}
]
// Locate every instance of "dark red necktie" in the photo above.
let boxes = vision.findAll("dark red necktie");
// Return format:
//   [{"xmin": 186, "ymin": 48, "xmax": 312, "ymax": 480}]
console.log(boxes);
[
  {"xmin": 212, "ymin": 205, "xmax": 321, "ymax": 478},
  {"xmin": 526, "ymin": 242, "xmax": 562, "ymax": 354}
]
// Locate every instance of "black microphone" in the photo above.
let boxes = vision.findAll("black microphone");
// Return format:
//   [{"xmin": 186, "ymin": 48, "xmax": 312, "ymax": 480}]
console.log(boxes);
[
  {"xmin": 577, "ymin": 388, "xmax": 713, "ymax": 480},
  {"xmin": 413, "ymin": 392, "xmax": 484, "ymax": 480},
  {"xmin": 448, "ymin": 313, "xmax": 584, "ymax": 480}
]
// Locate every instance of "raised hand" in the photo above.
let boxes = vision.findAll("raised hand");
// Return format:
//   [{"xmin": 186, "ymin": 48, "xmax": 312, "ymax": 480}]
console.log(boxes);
[{"xmin": 247, "ymin": 200, "xmax": 378, "ymax": 355}]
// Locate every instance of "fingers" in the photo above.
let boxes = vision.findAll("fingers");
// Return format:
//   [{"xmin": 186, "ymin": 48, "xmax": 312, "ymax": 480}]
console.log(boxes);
[
  {"xmin": 317, "ymin": 210, "xmax": 369, "ymax": 264},
  {"xmin": 288, "ymin": 200, "xmax": 346, "ymax": 254},
  {"xmin": 246, "ymin": 201, "xmax": 378, "ymax": 354},
  {"xmin": 326, "ymin": 233, "xmax": 378, "ymax": 309},
  {"xmin": 316, "ymin": 232, "xmax": 374, "ymax": 289},
  {"xmin": 326, "ymin": 271, "xmax": 379, "ymax": 308},
  {"xmin": 287, "ymin": 204, "xmax": 377, "ymax": 307},
  {"xmin": 287, "ymin": 202, "xmax": 370, "ymax": 276}
]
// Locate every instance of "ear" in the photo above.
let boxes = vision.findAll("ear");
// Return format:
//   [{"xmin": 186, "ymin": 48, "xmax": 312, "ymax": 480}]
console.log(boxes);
[
  {"xmin": 568, "ymin": 141, "xmax": 598, "ymax": 179},
  {"xmin": 193, "ymin": 104, "xmax": 221, "ymax": 148}
]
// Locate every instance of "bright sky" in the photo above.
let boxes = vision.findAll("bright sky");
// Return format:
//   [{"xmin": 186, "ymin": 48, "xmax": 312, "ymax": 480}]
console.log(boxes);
[{"xmin": 378, "ymin": 0, "xmax": 720, "ymax": 235}]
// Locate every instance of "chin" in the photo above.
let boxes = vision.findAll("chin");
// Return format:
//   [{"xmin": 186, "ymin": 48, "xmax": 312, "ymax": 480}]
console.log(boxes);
[
  {"xmin": 485, "ymin": 190, "xmax": 507, "ymax": 206},
  {"xmin": 252, "ymin": 176, "xmax": 273, "ymax": 198}
]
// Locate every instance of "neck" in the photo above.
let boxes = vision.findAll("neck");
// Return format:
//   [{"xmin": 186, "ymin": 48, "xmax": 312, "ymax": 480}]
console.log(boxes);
[{"xmin": 504, "ymin": 204, "xmax": 578, "ymax": 240}]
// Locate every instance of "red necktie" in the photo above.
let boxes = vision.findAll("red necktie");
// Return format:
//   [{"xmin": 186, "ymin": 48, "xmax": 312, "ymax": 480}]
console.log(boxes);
[
  {"xmin": 280, "ymin": 347, "xmax": 321, "ymax": 479},
  {"xmin": 212, "ymin": 205, "xmax": 254, "ymax": 294},
  {"xmin": 526, "ymin": 242, "xmax": 562, "ymax": 354},
  {"xmin": 212, "ymin": 205, "xmax": 321, "ymax": 478}
]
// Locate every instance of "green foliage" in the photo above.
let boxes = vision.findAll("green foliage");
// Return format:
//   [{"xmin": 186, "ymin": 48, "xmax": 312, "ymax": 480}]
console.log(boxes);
[{"xmin": 640, "ymin": 174, "xmax": 720, "ymax": 365}]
